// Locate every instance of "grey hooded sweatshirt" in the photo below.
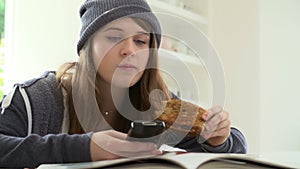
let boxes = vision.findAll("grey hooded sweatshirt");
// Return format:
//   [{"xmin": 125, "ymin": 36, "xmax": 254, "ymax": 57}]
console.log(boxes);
[{"xmin": 0, "ymin": 71, "xmax": 247, "ymax": 168}]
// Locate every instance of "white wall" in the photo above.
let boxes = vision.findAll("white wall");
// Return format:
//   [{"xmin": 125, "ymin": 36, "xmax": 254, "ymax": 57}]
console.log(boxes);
[
  {"xmin": 4, "ymin": 0, "xmax": 83, "ymax": 92},
  {"xmin": 259, "ymin": 0, "xmax": 300, "ymax": 153},
  {"xmin": 209, "ymin": 0, "xmax": 300, "ymax": 154},
  {"xmin": 208, "ymin": 0, "xmax": 260, "ymax": 153}
]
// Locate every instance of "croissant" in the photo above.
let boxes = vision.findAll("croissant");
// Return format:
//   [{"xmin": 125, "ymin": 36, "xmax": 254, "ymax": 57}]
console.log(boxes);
[{"xmin": 156, "ymin": 99, "xmax": 206, "ymax": 137}]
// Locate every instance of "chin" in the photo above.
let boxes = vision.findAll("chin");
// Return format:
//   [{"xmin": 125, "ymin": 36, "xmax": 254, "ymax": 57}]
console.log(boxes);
[
  {"xmin": 111, "ymin": 75, "xmax": 142, "ymax": 88},
  {"xmin": 111, "ymin": 79, "xmax": 137, "ymax": 88}
]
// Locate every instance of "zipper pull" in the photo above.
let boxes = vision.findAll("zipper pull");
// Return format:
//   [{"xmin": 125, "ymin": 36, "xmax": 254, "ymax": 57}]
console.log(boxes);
[{"xmin": 1, "ymin": 86, "xmax": 17, "ymax": 115}]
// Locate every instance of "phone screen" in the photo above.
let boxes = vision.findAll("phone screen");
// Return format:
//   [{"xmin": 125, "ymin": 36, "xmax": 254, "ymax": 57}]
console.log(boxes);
[{"xmin": 127, "ymin": 120, "xmax": 166, "ymax": 143}]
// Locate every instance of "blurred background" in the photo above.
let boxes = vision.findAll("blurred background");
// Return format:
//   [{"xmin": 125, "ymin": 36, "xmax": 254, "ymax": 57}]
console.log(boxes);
[{"xmin": 0, "ymin": 0, "xmax": 299, "ymax": 154}]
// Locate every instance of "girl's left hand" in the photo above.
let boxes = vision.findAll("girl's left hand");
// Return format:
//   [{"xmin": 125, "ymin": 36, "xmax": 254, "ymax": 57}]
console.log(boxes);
[{"xmin": 200, "ymin": 106, "xmax": 231, "ymax": 146}]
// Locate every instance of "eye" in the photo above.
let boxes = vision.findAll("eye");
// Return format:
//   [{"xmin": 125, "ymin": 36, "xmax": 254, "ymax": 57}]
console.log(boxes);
[
  {"xmin": 106, "ymin": 36, "xmax": 122, "ymax": 42},
  {"xmin": 134, "ymin": 39, "xmax": 147, "ymax": 45},
  {"xmin": 133, "ymin": 34, "xmax": 150, "ymax": 47}
]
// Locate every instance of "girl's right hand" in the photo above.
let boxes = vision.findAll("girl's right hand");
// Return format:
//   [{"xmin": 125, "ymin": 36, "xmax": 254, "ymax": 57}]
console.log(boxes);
[{"xmin": 90, "ymin": 130, "xmax": 162, "ymax": 161}]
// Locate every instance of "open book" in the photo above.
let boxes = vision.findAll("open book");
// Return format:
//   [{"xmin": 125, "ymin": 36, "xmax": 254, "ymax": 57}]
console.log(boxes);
[{"xmin": 38, "ymin": 149, "xmax": 299, "ymax": 169}]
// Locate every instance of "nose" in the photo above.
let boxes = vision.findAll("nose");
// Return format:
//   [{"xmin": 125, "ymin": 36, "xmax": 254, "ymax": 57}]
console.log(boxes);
[{"xmin": 120, "ymin": 38, "xmax": 135, "ymax": 57}]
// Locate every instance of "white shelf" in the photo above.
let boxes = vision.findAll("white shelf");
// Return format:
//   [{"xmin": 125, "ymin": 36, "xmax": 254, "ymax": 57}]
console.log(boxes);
[
  {"xmin": 158, "ymin": 49, "xmax": 204, "ymax": 68},
  {"xmin": 148, "ymin": 0, "xmax": 208, "ymax": 27}
]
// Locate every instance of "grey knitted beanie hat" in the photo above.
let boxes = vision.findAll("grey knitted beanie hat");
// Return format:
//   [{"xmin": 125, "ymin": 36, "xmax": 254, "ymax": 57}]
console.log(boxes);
[{"xmin": 77, "ymin": 0, "xmax": 162, "ymax": 55}]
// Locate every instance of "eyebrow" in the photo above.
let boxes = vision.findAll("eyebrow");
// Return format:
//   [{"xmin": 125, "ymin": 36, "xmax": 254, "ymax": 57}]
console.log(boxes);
[
  {"xmin": 104, "ymin": 27, "xmax": 150, "ymax": 36},
  {"xmin": 104, "ymin": 27, "xmax": 123, "ymax": 32}
]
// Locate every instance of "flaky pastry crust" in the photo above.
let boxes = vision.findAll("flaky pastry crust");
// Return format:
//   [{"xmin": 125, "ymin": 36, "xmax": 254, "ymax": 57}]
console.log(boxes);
[{"xmin": 156, "ymin": 99, "xmax": 206, "ymax": 137}]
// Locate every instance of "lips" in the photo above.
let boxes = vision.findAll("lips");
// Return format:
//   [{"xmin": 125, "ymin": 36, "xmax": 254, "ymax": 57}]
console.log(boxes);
[{"xmin": 117, "ymin": 64, "xmax": 137, "ymax": 70}]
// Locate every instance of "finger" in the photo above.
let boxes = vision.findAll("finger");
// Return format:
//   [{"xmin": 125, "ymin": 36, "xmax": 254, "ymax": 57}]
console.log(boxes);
[
  {"xmin": 206, "ymin": 105, "xmax": 223, "ymax": 120},
  {"xmin": 221, "ymin": 111, "xmax": 230, "ymax": 122},
  {"xmin": 205, "ymin": 109, "xmax": 230, "ymax": 131},
  {"xmin": 119, "ymin": 140, "xmax": 158, "ymax": 152},
  {"xmin": 204, "ymin": 113, "xmax": 223, "ymax": 133},
  {"xmin": 201, "ymin": 127, "xmax": 231, "ymax": 140},
  {"xmin": 118, "ymin": 149, "xmax": 162, "ymax": 158},
  {"xmin": 202, "ymin": 119, "xmax": 231, "ymax": 139},
  {"xmin": 198, "ymin": 131, "xmax": 213, "ymax": 142},
  {"xmin": 108, "ymin": 139, "xmax": 158, "ymax": 153},
  {"xmin": 93, "ymin": 135, "xmax": 158, "ymax": 158},
  {"xmin": 206, "ymin": 127, "xmax": 231, "ymax": 138},
  {"xmin": 103, "ymin": 130, "xmax": 128, "ymax": 140},
  {"xmin": 216, "ymin": 118, "xmax": 231, "ymax": 130},
  {"xmin": 109, "ymin": 140, "xmax": 161, "ymax": 158},
  {"xmin": 203, "ymin": 111, "xmax": 230, "ymax": 135}
]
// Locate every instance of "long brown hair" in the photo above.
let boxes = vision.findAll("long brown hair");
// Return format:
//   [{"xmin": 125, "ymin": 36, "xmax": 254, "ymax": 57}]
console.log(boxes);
[{"xmin": 56, "ymin": 17, "xmax": 170, "ymax": 134}]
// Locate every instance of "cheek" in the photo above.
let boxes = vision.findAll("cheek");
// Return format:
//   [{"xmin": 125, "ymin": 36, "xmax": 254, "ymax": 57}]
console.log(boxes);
[
  {"xmin": 137, "ymin": 51, "xmax": 150, "ymax": 70},
  {"xmin": 97, "ymin": 52, "xmax": 115, "ymax": 81},
  {"xmin": 92, "ymin": 42, "xmax": 117, "ymax": 71},
  {"xmin": 92, "ymin": 45, "xmax": 106, "ymax": 68}
]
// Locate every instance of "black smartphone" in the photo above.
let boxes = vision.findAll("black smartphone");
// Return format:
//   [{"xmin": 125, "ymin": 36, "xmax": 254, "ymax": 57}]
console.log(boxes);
[{"xmin": 127, "ymin": 120, "xmax": 166, "ymax": 144}]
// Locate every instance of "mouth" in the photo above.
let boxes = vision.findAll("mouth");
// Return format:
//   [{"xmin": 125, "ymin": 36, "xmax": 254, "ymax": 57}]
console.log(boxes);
[{"xmin": 117, "ymin": 64, "xmax": 138, "ymax": 70}]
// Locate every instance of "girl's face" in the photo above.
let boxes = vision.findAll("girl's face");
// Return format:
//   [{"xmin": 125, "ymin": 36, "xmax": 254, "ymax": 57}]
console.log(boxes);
[{"xmin": 92, "ymin": 17, "xmax": 151, "ymax": 88}]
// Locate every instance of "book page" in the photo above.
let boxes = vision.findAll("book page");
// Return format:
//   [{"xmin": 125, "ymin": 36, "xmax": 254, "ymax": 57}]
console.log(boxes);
[
  {"xmin": 37, "ymin": 153, "xmax": 222, "ymax": 169},
  {"xmin": 38, "ymin": 152, "xmax": 300, "ymax": 169}
]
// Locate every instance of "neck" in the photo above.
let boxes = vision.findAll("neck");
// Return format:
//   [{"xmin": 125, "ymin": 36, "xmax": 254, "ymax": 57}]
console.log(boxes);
[
  {"xmin": 97, "ymin": 78, "xmax": 132, "ymax": 133},
  {"xmin": 98, "ymin": 78, "xmax": 126, "ymax": 112}
]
